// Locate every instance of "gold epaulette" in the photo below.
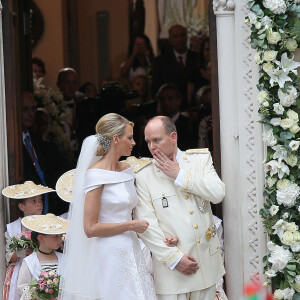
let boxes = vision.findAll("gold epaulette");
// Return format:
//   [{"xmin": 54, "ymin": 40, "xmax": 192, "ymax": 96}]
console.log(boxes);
[
  {"xmin": 124, "ymin": 156, "xmax": 152, "ymax": 173},
  {"xmin": 185, "ymin": 148, "xmax": 210, "ymax": 154}
]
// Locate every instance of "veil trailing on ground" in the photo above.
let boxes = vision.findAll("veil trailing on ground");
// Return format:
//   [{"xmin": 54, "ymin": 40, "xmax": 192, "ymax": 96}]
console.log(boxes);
[{"xmin": 59, "ymin": 135, "xmax": 103, "ymax": 300}]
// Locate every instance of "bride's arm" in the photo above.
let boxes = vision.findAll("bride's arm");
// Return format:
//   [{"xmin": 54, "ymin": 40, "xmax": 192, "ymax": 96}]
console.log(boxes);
[{"xmin": 83, "ymin": 186, "xmax": 148, "ymax": 238}]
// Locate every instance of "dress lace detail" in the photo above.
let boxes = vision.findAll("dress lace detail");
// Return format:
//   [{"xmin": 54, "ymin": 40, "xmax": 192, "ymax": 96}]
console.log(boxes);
[{"xmin": 113, "ymin": 232, "xmax": 156, "ymax": 300}]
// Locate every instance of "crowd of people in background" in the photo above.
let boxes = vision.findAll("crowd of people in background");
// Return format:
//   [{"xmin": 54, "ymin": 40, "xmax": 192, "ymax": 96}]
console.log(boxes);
[
  {"xmin": 26, "ymin": 24, "xmax": 213, "ymax": 216},
  {"xmin": 3, "ymin": 23, "xmax": 229, "ymax": 300}
]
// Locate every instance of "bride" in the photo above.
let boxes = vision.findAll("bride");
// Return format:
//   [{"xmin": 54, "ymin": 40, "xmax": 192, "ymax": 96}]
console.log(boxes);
[{"xmin": 59, "ymin": 113, "xmax": 157, "ymax": 299}]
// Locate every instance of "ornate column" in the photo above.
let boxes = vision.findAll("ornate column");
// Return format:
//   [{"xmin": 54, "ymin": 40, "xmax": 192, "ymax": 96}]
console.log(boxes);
[
  {"xmin": 213, "ymin": 0, "xmax": 267, "ymax": 299},
  {"xmin": 0, "ymin": 0, "xmax": 9, "ymax": 293}
]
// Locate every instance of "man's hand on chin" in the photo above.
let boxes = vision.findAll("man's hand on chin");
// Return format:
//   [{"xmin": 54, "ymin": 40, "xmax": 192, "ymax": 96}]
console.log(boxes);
[
  {"xmin": 175, "ymin": 254, "xmax": 199, "ymax": 275},
  {"xmin": 153, "ymin": 150, "xmax": 180, "ymax": 179}
]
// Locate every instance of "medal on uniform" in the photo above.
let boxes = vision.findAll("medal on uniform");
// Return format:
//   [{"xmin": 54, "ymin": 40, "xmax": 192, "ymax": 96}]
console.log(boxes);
[{"xmin": 162, "ymin": 197, "xmax": 168, "ymax": 208}]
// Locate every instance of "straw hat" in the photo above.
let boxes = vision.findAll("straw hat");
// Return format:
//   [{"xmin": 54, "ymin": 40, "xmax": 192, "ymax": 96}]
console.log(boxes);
[
  {"xmin": 2, "ymin": 181, "xmax": 55, "ymax": 199},
  {"xmin": 55, "ymin": 169, "xmax": 75, "ymax": 203},
  {"xmin": 21, "ymin": 214, "xmax": 67, "ymax": 234}
]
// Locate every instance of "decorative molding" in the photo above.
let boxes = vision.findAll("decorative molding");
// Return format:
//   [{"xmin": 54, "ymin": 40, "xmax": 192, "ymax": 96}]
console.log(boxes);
[
  {"xmin": 240, "ymin": 0, "xmax": 267, "ymax": 281},
  {"xmin": 213, "ymin": 0, "xmax": 235, "ymax": 14},
  {"xmin": 241, "ymin": 0, "xmax": 261, "ymax": 279},
  {"xmin": 215, "ymin": 0, "xmax": 266, "ymax": 297}
]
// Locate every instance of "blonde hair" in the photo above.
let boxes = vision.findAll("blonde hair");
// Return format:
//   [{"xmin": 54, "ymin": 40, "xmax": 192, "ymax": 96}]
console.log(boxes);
[{"xmin": 95, "ymin": 113, "xmax": 133, "ymax": 156}]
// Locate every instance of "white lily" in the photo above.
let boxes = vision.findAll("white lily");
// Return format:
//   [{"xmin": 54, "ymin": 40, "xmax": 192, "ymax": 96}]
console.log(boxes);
[
  {"xmin": 264, "ymin": 160, "xmax": 290, "ymax": 178},
  {"xmin": 267, "ymin": 67, "xmax": 292, "ymax": 88},
  {"xmin": 275, "ymin": 52, "xmax": 300, "ymax": 75},
  {"xmin": 272, "ymin": 145, "xmax": 287, "ymax": 163},
  {"xmin": 277, "ymin": 161, "xmax": 290, "ymax": 179}
]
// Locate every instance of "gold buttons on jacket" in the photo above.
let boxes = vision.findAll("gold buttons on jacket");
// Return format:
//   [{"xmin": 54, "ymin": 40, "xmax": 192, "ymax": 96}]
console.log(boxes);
[
  {"xmin": 197, "ymin": 239, "xmax": 200, "ymax": 243},
  {"xmin": 189, "ymin": 210, "xmax": 194, "ymax": 215},
  {"xmin": 194, "ymin": 224, "xmax": 198, "ymax": 229},
  {"xmin": 163, "ymin": 260, "xmax": 167, "ymax": 265},
  {"xmin": 184, "ymin": 195, "xmax": 189, "ymax": 200}
]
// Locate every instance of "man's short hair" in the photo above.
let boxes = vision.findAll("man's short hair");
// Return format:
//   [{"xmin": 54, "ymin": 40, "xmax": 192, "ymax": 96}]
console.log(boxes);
[
  {"xmin": 168, "ymin": 24, "xmax": 187, "ymax": 36},
  {"xmin": 32, "ymin": 57, "xmax": 46, "ymax": 75},
  {"xmin": 147, "ymin": 116, "xmax": 177, "ymax": 135},
  {"xmin": 156, "ymin": 83, "xmax": 182, "ymax": 100},
  {"xmin": 57, "ymin": 67, "xmax": 77, "ymax": 85}
]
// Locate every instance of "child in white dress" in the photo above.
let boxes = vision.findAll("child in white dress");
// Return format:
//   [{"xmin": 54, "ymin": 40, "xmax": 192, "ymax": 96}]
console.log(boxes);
[
  {"xmin": 2, "ymin": 181, "xmax": 54, "ymax": 300},
  {"xmin": 17, "ymin": 214, "xmax": 67, "ymax": 300}
]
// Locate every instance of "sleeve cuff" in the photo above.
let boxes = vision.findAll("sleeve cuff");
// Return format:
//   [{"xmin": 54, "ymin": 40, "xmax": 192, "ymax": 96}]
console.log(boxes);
[
  {"xmin": 174, "ymin": 169, "xmax": 184, "ymax": 186},
  {"xmin": 162, "ymin": 249, "xmax": 184, "ymax": 268},
  {"xmin": 169, "ymin": 253, "xmax": 184, "ymax": 270}
]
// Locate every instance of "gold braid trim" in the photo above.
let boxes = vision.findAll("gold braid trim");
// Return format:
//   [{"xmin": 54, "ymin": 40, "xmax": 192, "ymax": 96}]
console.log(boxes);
[
  {"xmin": 182, "ymin": 169, "xmax": 192, "ymax": 191},
  {"xmin": 124, "ymin": 156, "xmax": 152, "ymax": 173}
]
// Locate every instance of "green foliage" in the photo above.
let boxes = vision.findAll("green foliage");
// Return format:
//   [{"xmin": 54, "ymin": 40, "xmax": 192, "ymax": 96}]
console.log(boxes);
[
  {"xmin": 290, "ymin": 19, "xmax": 300, "ymax": 42},
  {"xmin": 261, "ymin": 214, "xmax": 278, "ymax": 235},
  {"xmin": 246, "ymin": 0, "xmax": 300, "ymax": 294}
]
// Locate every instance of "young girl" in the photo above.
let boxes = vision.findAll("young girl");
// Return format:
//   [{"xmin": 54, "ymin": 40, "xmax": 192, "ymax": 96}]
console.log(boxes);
[
  {"xmin": 17, "ymin": 214, "xmax": 67, "ymax": 299},
  {"xmin": 2, "ymin": 181, "xmax": 54, "ymax": 300}
]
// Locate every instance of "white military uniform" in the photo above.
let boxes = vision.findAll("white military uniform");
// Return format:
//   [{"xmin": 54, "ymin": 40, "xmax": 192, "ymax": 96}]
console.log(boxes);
[{"xmin": 131, "ymin": 149, "xmax": 226, "ymax": 298}]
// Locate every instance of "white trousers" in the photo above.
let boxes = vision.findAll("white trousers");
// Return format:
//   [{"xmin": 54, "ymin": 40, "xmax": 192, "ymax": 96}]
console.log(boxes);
[{"xmin": 157, "ymin": 285, "xmax": 216, "ymax": 300}]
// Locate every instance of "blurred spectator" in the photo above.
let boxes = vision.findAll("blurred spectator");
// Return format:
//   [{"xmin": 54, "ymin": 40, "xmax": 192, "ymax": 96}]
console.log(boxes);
[
  {"xmin": 56, "ymin": 68, "xmax": 81, "ymax": 151},
  {"xmin": 131, "ymin": 75, "xmax": 151, "ymax": 103},
  {"xmin": 156, "ymin": 83, "xmax": 194, "ymax": 150},
  {"xmin": 189, "ymin": 35, "xmax": 208, "ymax": 53},
  {"xmin": 33, "ymin": 108, "xmax": 49, "ymax": 138},
  {"xmin": 189, "ymin": 85, "xmax": 213, "ymax": 152},
  {"xmin": 197, "ymin": 107, "xmax": 212, "ymax": 151},
  {"xmin": 189, "ymin": 37, "xmax": 211, "ymax": 94},
  {"xmin": 75, "ymin": 82, "xmax": 139, "ymax": 151},
  {"xmin": 195, "ymin": 85, "xmax": 211, "ymax": 106},
  {"xmin": 79, "ymin": 82, "xmax": 97, "ymax": 98},
  {"xmin": 57, "ymin": 68, "xmax": 79, "ymax": 101},
  {"xmin": 152, "ymin": 25, "xmax": 197, "ymax": 109},
  {"xmin": 99, "ymin": 77, "xmax": 114, "ymax": 91},
  {"xmin": 120, "ymin": 34, "xmax": 154, "ymax": 80},
  {"xmin": 32, "ymin": 57, "xmax": 46, "ymax": 79},
  {"xmin": 21, "ymin": 91, "xmax": 69, "ymax": 215}
]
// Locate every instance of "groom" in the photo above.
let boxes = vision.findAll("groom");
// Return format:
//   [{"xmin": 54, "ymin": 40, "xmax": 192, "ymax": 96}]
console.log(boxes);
[{"xmin": 133, "ymin": 116, "xmax": 225, "ymax": 300}]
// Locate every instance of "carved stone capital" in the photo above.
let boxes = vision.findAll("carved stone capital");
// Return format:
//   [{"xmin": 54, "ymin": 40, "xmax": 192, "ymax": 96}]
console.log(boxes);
[{"xmin": 213, "ymin": 0, "xmax": 235, "ymax": 14}]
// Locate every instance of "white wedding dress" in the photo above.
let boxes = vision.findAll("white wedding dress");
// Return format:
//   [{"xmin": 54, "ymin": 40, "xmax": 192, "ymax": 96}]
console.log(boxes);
[{"xmin": 83, "ymin": 167, "xmax": 157, "ymax": 300}]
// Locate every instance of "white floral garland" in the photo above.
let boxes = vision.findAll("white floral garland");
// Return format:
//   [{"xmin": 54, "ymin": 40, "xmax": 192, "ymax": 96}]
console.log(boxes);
[
  {"xmin": 246, "ymin": 1, "xmax": 300, "ymax": 299},
  {"xmin": 33, "ymin": 78, "xmax": 73, "ymax": 159},
  {"xmin": 167, "ymin": 0, "xmax": 209, "ymax": 39}
]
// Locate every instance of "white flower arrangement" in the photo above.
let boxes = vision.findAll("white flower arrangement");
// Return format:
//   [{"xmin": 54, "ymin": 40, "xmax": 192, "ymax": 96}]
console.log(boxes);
[
  {"xmin": 33, "ymin": 78, "xmax": 73, "ymax": 161},
  {"xmin": 268, "ymin": 245, "xmax": 292, "ymax": 271},
  {"xmin": 262, "ymin": 0, "xmax": 287, "ymax": 14},
  {"xmin": 166, "ymin": 0, "xmax": 209, "ymax": 41},
  {"xmin": 246, "ymin": 0, "xmax": 300, "ymax": 294}
]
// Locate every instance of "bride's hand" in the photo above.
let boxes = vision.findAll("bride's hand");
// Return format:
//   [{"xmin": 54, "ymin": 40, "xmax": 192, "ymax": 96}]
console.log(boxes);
[{"xmin": 130, "ymin": 220, "xmax": 149, "ymax": 233}]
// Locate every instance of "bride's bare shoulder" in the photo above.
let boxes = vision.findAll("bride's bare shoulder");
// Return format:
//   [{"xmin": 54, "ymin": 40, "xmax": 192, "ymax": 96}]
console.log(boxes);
[
  {"xmin": 118, "ymin": 161, "xmax": 131, "ymax": 171},
  {"xmin": 88, "ymin": 160, "xmax": 105, "ymax": 170}
]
